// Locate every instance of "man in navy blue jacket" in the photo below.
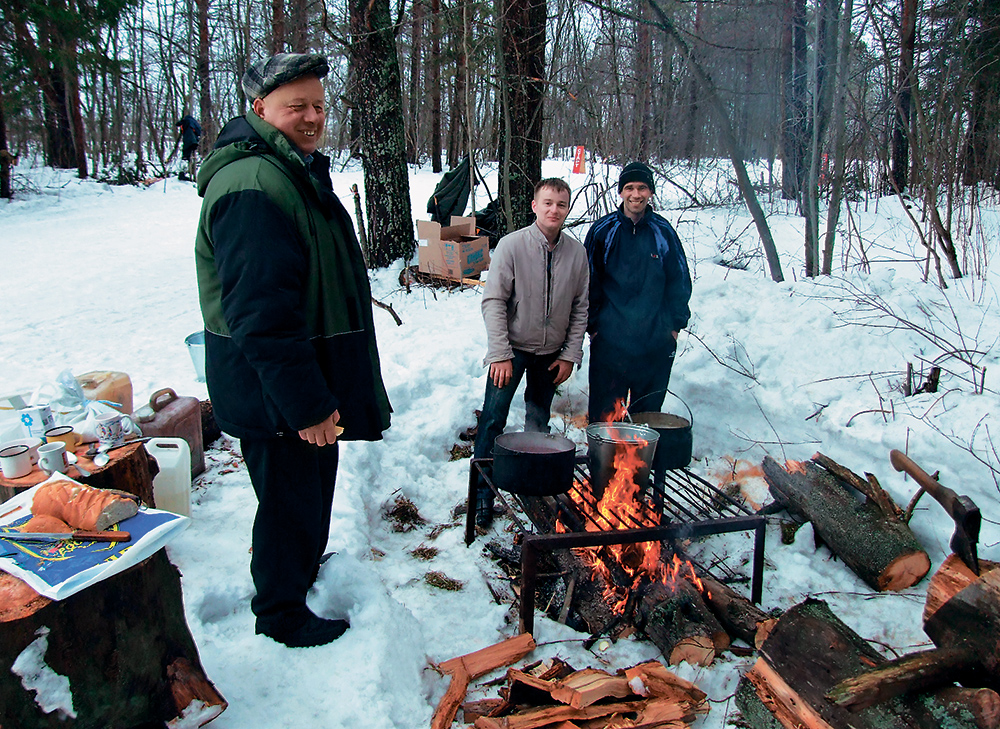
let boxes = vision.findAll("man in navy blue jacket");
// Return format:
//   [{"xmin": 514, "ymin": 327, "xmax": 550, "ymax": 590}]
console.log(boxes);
[{"xmin": 584, "ymin": 162, "xmax": 691, "ymax": 422}]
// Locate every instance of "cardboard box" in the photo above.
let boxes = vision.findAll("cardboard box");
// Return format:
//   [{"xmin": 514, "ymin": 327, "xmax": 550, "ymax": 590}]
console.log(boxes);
[{"xmin": 416, "ymin": 216, "xmax": 490, "ymax": 279}]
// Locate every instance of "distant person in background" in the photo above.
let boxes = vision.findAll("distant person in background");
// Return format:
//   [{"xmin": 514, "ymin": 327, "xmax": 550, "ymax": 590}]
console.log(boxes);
[
  {"xmin": 584, "ymin": 162, "xmax": 691, "ymax": 423},
  {"xmin": 473, "ymin": 178, "xmax": 589, "ymax": 527},
  {"xmin": 176, "ymin": 114, "xmax": 202, "ymax": 180},
  {"xmin": 194, "ymin": 53, "xmax": 391, "ymax": 647}
]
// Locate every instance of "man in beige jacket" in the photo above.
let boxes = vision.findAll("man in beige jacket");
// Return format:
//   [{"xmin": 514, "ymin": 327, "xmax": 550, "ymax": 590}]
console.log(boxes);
[{"xmin": 473, "ymin": 178, "xmax": 589, "ymax": 527}]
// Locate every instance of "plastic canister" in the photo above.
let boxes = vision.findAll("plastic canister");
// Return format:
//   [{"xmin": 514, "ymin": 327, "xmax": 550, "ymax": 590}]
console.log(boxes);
[
  {"xmin": 76, "ymin": 371, "xmax": 134, "ymax": 414},
  {"xmin": 133, "ymin": 388, "xmax": 205, "ymax": 477},
  {"xmin": 145, "ymin": 437, "xmax": 191, "ymax": 516}
]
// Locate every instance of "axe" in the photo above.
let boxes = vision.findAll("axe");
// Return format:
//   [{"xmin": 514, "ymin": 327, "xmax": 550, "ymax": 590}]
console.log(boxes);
[{"xmin": 890, "ymin": 449, "xmax": 980, "ymax": 575}]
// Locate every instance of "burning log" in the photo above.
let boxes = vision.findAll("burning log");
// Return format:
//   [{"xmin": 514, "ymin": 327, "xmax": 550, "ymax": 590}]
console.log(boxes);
[
  {"xmin": 0, "ymin": 550, "xmax": 226, "ymax": 728},
  {"xmin": 690, "ymin": 565, "xmax": 777, "ymax": 649},
  {"xmin": 736, "ymin": 598, "xmax": 996, "ymax": 729},
  {"xmin": 826, "ymin": 555, "xmax": 1000, "ymax": 711},
  {"xmin": 762, "ymin": 454, "xmax": 930, "ymax": 591},
  {"xmin": 635, "ymin": 563, "xmax": 729, "ymax": 667}
]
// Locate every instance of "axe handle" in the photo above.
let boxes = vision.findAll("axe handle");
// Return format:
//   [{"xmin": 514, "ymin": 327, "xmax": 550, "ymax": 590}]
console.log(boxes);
[{"xmin": 889, "ymin": 449, "xmax": 961, "ymax": 517}]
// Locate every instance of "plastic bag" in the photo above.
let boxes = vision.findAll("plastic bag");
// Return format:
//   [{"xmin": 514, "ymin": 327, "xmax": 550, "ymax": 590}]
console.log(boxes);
[{"xmin": 22, "ymin": 370, "xmax": 140, "ymax": 442}]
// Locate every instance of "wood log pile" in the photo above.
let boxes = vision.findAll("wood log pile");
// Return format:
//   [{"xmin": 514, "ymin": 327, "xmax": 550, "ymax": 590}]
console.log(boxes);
[
  {"xmin": 734, "ymin": 554, "xmax": 1000, "ymax": 729},
  {"xmin": 432, "ymin": 635, "xmax": 709, "ymax": 729}
]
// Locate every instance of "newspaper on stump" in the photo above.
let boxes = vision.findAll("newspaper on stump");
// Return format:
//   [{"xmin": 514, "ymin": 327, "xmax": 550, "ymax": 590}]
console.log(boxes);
[{"xmin": 0, "ymin": 473, "xmax": 189, "ymax": 600}]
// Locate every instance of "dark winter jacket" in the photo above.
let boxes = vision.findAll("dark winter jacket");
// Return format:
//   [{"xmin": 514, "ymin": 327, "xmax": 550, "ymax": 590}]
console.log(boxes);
[
  {"xmin": 194, "ymin": 112, "xmax": 391, "ymax": 441},
  {"xmin": 584, "ymin": 206, "xmax": 691, "ymax": 357},
  {"xmin": 177, "ymin": 116, "xmax": 202, "ymax": 146}
]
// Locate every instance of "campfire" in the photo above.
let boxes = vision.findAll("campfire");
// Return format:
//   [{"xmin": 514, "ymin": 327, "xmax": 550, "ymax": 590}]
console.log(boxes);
[{"xmin": 466, "ymin": 399, "xmax": 770, "ymax": 667}]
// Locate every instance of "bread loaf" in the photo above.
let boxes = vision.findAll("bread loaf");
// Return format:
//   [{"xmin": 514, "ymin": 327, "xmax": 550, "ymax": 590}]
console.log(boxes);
[
  {"xmin": 32, "ymin": 481, "xmax": 139, "ymax": 531},
  {"xmin": 21, "ymin": 514, "xmax": 73, "ymax": 533}
]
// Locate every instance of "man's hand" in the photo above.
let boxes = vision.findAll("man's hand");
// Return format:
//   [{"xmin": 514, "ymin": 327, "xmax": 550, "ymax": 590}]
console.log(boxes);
[
  {"xmin": 298, "ymin": 410, "xmax": 341, "ymax": 446},
  {"xmin": 489, "ymin": 360, "xmax": 514, "ymax": 388},
  {"xmin": 672, "ymin": 330, "xmax": 680, "ymax": 341},
  {"xmin": 549, "ymin": 359, "xmax": 574, "ymax": 385}
]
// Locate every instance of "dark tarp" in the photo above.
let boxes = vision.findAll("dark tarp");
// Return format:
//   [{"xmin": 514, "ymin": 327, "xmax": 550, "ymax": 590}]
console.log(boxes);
[{"xmin": 427, "ymin": 156, "xmax": 471, "ymax": 224}]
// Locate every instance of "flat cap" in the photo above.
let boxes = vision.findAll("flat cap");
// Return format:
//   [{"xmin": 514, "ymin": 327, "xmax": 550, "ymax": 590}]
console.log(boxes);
[{"xmin": 242, "ymin": 53, "xmax": 329, "ymax": 100}]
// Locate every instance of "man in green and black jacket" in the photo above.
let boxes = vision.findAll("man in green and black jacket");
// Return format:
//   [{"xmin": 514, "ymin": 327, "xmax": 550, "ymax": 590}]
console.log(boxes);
[{"xmin": 194, "ymin": 53, "xmax": 391, "ymax": 648}]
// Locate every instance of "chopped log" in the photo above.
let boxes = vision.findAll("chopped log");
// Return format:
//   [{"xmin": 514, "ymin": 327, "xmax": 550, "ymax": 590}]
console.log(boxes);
[
  {"xmin": 812, "ymin": 452, "xmax": 901, "ymax": 519},
  {"xmin": 549, "ymin": 668, "xmax": 632, "ymax": 709},
  {"xmin": 735, "ymin": 598, "xmax": 990, "ymax": 729},
  {"xmin": 0, "ymin": 550, "xmax": 225, "ymax": 728},
  {"xmin": 433, "ymin": 634, "xmax": 536, "ymax": 729},
  {"xmin": 636, "ymin": 579, "xmax": 728, "ymax": 667},
  {"xmin": 923, "ymin": 566, "xmax": 1000, "ymax": 674},
  {"xmin": 924, "ymin": 554, "xmax": 1000, "ymax": 624},
  {"xmin": 690, "ymin": 565, "xmax": 777, "ymax": 649},
  {"xmin": 826, "ymin": 556, "xmax": 1000, "ymax": 711},
  {"xmin": 762, "ymin": 456, "xmax": 930, "ymax": 591}
]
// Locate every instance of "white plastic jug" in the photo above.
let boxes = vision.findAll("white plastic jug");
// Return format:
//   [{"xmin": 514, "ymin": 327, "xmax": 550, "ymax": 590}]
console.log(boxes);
[{"xmin": 145, "ymin": 437, "xmax": 192, "ymax": 516}]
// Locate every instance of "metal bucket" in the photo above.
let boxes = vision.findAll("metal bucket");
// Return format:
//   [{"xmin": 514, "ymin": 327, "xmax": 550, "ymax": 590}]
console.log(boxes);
[
  {"xmin": 585, "ymin": 422, "xmax": 659, "ymax": 499},
  {"xmin": 631, "ymin": 401, "xmax": 693, "ymax": 473},
  {"xmin": 185, "ymin": 331, "xmax": 206, "ymax": 383}
]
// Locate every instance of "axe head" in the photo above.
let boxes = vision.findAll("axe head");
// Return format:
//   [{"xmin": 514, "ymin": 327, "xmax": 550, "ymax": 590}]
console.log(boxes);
[{"xmin": 949, "ymin": 495, "xmax": 981, "ymax": 575}]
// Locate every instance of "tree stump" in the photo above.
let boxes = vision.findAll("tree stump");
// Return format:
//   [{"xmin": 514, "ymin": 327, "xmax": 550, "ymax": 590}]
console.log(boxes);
[
  {"xmin": 735, "ymin": 598, "xmax": 994, "ymax": 729},
  {"xmin": 1, "ymin": 441, "xmax": 158, "ymax": 508},
  {"xmin": 762, "ymin": 455, "xmax": 930, "ymax": 591},
  {"xmin": 0, "ymin": 550, "xmax": 226, "ymax": 727}
]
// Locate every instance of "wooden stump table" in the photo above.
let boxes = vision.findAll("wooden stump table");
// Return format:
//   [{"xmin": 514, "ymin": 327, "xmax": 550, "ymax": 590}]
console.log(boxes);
[{"xmin": 0, "ymin": 442, "xmax": 226, "ymax": 727}]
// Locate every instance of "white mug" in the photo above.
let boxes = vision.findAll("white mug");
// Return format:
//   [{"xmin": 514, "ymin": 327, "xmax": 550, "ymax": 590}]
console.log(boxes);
[
  {"xmin": 38, "ymin": 441, "xmax": 68, "ymax": 474},
  {"xmin": 19, "ymin": 404, "xmax": 54, "ymax": 440},
  {"xmin": 96, "ymin": 412, "xmax": 126, "ymax": 449},
  {"xmin": 0, "ymin": 444, "xmax": 33, "ymax": 479}
]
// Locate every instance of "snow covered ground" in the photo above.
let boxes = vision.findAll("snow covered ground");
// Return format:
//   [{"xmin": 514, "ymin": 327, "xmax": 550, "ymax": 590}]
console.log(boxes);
[{"xmin": 1, "ymin": 157, "xmax": 999, "ymax": 728}]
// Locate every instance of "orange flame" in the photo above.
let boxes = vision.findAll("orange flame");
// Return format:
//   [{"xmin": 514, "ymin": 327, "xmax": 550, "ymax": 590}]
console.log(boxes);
[{"xmin": 604, "ymin": 397, "xmax": 630, "ymax": 423}]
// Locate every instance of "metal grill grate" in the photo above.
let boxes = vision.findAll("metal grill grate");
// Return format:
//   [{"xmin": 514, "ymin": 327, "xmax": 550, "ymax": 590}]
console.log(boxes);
[{"xmin": 465, "ymin": 456, "xmax": 767, "ymax": 634}]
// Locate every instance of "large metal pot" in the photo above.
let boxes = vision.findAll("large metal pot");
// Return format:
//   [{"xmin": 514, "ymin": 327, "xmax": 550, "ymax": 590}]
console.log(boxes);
[
  {"xmin": 630, "ymin": 412, "xmax": 692, "ymax": 473},
  {"xmin": 491, "ymin": 432, "xmax": 577, "ymax": 496},
  {"xmin": 585, "ymin": 422, "xmax": 659, "ymax": 499}
]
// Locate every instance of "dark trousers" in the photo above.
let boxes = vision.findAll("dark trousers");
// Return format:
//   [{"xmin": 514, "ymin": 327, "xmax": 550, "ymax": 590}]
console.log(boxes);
[
  {"xmin": 240, "ymin": 435, "xmax": 339, "ymax": 631},
  {"xmin": 473, "ymin": 349, "xmax": 561, "ymax": 463},
  {"xmin": 588, "ymin": 339, "xmax": 676, "ymax": 423}
]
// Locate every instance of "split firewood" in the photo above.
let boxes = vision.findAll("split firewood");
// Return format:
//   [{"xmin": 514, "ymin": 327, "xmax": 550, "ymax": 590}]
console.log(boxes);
[
  {"xmin": 811, "ymin": 452, "xmax": 901, "ymax": 519},
  {"xmin": 549, "ymin": 668, "xmax": 633, "ymax": 709},
  {"xmin": 762, "ymin": 455, "xmax": 930, "ymax": 591},
  {"xmin": 624, "ymin": 660, "xmax": 708, "ymax": 708},
  {"xmin": 736, "ymin": 598, "xmax": 994, "ymax": 729},
  {"xmin": 826, "ymin": 556, "xmax": 1000, "ymax": 712},
  {"xmin": 432, "ymin": 633, "xmax": 536, "ymax": 729},
  {"xmin": 636, "ymin": 579, "xmax": 728, "ymax": 667}
]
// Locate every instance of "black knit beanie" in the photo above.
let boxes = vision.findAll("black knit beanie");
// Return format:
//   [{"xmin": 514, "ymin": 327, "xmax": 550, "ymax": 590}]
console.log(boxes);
[{"xmin": 618, "ymin": 162, "xmax": 655, "ymax": 194}]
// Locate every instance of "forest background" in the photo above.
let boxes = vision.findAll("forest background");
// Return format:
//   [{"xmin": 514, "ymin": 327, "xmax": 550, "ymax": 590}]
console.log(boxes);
[{"xmin": 0, "ymin": 0, "xmax": 998, "ymax": 284}]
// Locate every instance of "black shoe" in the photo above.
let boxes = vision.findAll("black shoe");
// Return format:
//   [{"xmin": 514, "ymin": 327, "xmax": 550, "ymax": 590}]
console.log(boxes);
[
  {"xmin": 475, "ymin": 489, "xmax": 495, "ymax": 528},
  {"xmin": 256, "ymin": 612, "xmax": 349, "ymax": 648}
]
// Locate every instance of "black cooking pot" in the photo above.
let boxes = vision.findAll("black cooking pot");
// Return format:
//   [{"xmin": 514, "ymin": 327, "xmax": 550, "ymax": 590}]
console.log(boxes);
[
  {"xmin": 491, "ymin": 432, "xmax": 577, "ymax": 496},
  {"xmin": 631, "ymin": 394, "xmax": 693, "ymax": 472}
]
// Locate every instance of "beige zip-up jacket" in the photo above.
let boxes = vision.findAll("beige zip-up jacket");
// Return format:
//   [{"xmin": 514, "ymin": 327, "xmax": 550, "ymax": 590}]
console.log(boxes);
[{"xmin": 482, "ymin": 222, "xmax": 590, "ymax": 366}]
